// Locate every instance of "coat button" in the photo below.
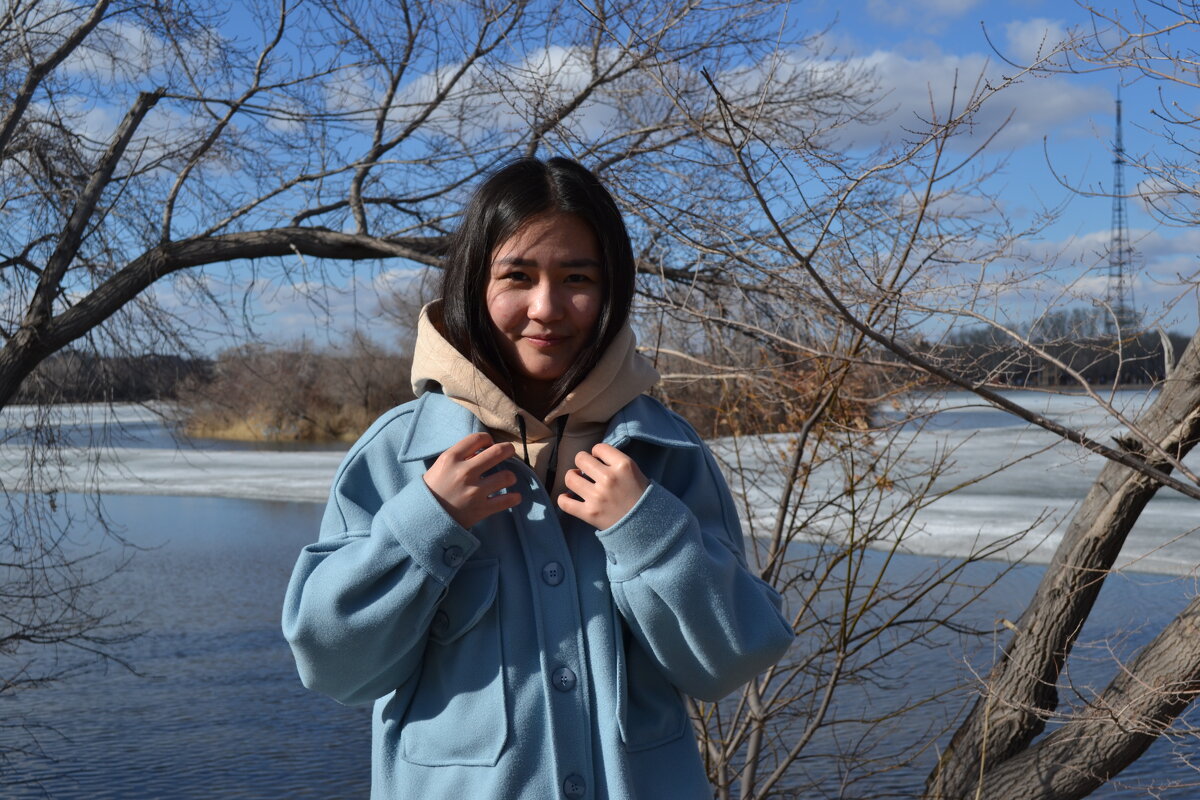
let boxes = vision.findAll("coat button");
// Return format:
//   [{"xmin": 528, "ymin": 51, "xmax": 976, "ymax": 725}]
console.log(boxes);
[
  {"xmin": 431, "ymin": 610, "xmax": 450, "ymax": 636},
  {"xmin": 563, "ymin": 774, "xmax": 586, "ymax": 798},
  {"xmin": 542, "ymin": 561, "xmax": 564, "ymax": 586},
  {"xmin": 606, "ymin": 550, "xmax": 617, "ymax": 564},
  {"xmin": 443, "ymin": 545, "xmax": 464, "ymax": 567},
  {"xmin": 552, "ymin": 666, "xmax": 577, "ymax": 692}
]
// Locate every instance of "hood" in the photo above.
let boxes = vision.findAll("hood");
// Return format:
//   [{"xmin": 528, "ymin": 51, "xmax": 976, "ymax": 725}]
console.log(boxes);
[{"xmin": 410, "ymin": 301, "xmax": 659, "ymax": 492}]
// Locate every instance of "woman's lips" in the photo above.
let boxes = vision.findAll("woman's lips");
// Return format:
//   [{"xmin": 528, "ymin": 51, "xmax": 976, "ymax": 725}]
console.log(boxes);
[{"xmin": 524, "ymin": 335, "xmax": 568, "ymax": 348}]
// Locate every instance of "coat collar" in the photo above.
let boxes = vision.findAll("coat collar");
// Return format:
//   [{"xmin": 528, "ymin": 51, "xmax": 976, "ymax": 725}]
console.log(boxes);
[
  {"xmin": 604, "ymin": 395, "xmax": 699, "ymax": 451},
  {"xmin": 397, "ymin": 392, "xmax": 486, "ymax": 463},
  {"xmin": 397, "ymin": 392, "xmax": 697, "ymax": 463}
]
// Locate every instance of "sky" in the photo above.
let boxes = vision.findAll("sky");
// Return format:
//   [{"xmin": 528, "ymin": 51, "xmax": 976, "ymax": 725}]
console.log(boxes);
[
  {"xmin": 787, "ymin": 0, "xmax": 1199, "ymax": 334},
  {"xmin": 168, "ymin": 0, "xmax": 1199, "ymax": 352}
]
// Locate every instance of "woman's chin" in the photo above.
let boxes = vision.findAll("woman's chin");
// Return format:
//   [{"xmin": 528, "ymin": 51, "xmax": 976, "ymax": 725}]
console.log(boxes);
[{"xmin": 513, "ymin": 355, "xmax": 574, "ymax": 384}]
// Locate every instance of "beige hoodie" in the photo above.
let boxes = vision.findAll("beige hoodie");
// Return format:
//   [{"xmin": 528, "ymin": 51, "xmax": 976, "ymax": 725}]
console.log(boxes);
[{"xmin": 410, "ymin": 302, "xmax": 660, "ymax": 495}]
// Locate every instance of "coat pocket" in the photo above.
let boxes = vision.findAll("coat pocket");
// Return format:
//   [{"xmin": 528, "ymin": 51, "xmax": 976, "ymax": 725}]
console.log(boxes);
[
  {"xmin": 613, "ymin": 606, "xmax": 688, "ymax": 752},
  {"xmin": 401, "ymin": 559, "xmax": 507, "ymax": 766}
]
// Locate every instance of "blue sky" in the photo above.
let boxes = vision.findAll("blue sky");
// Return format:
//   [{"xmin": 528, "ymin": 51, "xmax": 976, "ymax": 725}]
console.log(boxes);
[
  {"xmin": 176, "ymin": 0, "xmax": 1198, "ymax": 352},
  {"xmin": 787, "ymin": 0, "xmax": 1199, "ymax": 334}
]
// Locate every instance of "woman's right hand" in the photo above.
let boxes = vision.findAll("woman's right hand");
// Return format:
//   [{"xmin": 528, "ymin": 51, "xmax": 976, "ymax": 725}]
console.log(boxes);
[{"xmin": 422, "ymin": 432, "xmax": 521, "ymax": 529}]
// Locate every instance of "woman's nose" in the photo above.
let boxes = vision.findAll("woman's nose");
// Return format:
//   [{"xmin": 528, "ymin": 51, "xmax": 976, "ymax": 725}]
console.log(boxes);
[{"xmin": 528, "ymin": 280, "xmax": 564, "ymax": 321}]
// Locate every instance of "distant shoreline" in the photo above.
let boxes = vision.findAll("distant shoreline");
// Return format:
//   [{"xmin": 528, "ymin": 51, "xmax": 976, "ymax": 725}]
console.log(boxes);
[{"xmin": 923, "ymin": 382, "xmax": 1160, "ymax": 396}]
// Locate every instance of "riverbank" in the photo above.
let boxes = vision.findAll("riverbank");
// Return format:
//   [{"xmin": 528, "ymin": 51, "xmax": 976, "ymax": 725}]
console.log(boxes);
[{"xmin": 181, "ymin": 411, "xmax": 370, "ymax": 444}]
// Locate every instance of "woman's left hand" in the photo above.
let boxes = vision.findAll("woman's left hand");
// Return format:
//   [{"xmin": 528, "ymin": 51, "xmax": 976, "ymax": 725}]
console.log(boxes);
[{"xmin": 558, "ymin": 443, "xmax": 649, "ymax": 530}]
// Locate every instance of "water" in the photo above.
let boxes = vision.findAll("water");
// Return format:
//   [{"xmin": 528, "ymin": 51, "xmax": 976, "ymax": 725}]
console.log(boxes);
[
  {"xmin": 799, "ymin": 552, "xmax": 1200, "ymax": 799},
  {"xmin": 7, "ymin": 393, "xmax": 1199, "ymax": 575},
  {"xmin": 1, "ymin": 396, "xmax": 1198, "ymax": 797},
  {"xmin": 0, "ymin": 494, "xmax": 371, "ymax": 799}
]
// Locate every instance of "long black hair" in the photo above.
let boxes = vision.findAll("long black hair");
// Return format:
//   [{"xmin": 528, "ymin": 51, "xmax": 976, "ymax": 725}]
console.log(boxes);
[{"xmin": 440, "ymin": 157, "xmax": 635, "ymax": 412}]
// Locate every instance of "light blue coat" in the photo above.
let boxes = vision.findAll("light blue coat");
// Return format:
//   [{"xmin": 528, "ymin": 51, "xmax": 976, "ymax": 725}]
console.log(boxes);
[{"xmin": 282, "ymin": 391, "xmax": 794, "ymax": 799}]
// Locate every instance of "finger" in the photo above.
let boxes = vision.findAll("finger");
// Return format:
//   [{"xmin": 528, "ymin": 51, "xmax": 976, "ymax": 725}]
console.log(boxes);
[
  {"xmin": 562, "ymin": 468, "xmax": 594, "ymax": 496},
  {"xmin": 479, "ymin": 469, "xmax": 517, "ymax": 496},
  {"xmin": 486, "ymin": 490, "xmax": 522, "ymax": 514},
  {"xmin": 465, "ymin": 441, "xmax": 517, "ymax": 475},
  {"xmin": 574, "ymin": 450, "xmax": 606, "ymax": 475},
  {"xmin": 556, "ymin": 491, "xmax": 586, "ymax": 518},
  {"xmin": 449, "ymin": 431, "xmax": 495, "ymax": 458},
  {"xmin": 590, "ymin": 442, "xmax": 628, "ymax": 465}
]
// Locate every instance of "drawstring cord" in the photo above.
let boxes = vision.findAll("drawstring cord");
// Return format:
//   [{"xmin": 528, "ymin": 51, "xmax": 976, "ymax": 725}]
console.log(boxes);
[
  {"xmin": 515, "ymin": 414, "xmax": 531, "ymax": 467},
  {"xmin": 544, "ymin": 415, "xmax": 569, "ymax": 496},
  {"xmin": 513, "ymin": 413, "xmax": 570, "ymax": 493}
]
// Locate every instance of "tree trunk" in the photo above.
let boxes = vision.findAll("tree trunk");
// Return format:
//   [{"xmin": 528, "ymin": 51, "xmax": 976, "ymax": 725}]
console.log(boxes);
[
  {"xmin": 925, "ymin": 329, "xmax": 1200, "ymax": 799},
  {"xmin": 971, "ymin": 596, "xmax": 1200, "ymax": 800}
]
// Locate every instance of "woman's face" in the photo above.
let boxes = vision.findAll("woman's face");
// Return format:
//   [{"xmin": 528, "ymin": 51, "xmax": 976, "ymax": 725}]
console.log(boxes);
[{"xmin": 486, "ymin": 212, "xmax": 603, "ymax": 402}]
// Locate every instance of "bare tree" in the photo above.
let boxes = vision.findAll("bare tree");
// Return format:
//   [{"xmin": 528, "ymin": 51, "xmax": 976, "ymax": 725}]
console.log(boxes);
[
  {"xmin": 11, "ymin": 1, "xmax": 1200, "ymax": 797},
  {"xmin": 915, "ymin": 6, "xmax": 1200, "ymax": 798},
  {"xmin": 618, "ymin": 5, "xmax": 1200, "ymax": 796},
  {"xmin": 0, "ymin": 0, "xmax": 881, "ymax": 784}
]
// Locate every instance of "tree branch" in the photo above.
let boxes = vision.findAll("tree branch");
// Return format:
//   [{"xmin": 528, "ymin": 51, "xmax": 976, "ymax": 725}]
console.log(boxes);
[
  {"xmin": 24, "ymin": 88, "xmax": 164, "ymax": 332},
  {"xmin": 970, "ymin": 596, "xmax": 1200, "ymax": 800},
  {"xmin": 926, "ymin": 327, "xmax": 1200, "ymax": 797},
  {"xmin": 0, "ymin": 0, "xmax": 111, "ymax": 158}
]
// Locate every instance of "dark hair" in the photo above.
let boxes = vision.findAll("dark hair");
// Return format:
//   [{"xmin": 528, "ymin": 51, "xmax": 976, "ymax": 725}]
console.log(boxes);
[{"xmin": 440, "ymin": 157, "xmax": 636, "ymax": 411}]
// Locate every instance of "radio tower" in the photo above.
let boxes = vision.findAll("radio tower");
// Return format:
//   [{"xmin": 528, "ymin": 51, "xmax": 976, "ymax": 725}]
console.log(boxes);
[{"xmin": 1104, "ymin": 93, "xmax": 1138, "ymax": 337}]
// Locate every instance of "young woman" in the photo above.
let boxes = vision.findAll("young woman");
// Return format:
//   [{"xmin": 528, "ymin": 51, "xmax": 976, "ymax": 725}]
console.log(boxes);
[{"xmin": 282, "ymin": 157, "xmax": 794, "ymax": 799}]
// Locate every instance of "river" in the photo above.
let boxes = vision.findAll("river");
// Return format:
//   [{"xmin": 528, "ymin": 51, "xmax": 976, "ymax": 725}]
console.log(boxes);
[{"xmin": 0, "ymin": 392, "xmax": 1196, "ymax": 798}]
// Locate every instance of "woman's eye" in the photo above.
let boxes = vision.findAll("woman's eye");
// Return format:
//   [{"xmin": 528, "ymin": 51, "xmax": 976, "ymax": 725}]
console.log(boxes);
[
  {"xmin": 503, "ymin": 271, "xmax": 530, "ymax": 282},
  {"xmin": 565, "ymin": 273, "xmax": 594, "ymax": 284}
]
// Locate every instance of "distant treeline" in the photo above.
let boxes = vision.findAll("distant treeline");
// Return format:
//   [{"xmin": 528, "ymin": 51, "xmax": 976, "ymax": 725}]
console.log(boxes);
[
  {"xmin": 15, "ymin": 316, "xmax": 1193, "ymax": 442},
  {"xmin": 14, "ymin": 349, "xmax": 208, "ymax": 404},
  {"xmin": 922, "ymin": 327, "xmax": 1192, "ymax": 388}
]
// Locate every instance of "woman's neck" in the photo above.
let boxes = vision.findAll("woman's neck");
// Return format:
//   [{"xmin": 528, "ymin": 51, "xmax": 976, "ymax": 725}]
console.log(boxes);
[{"xmin": 515, "ymin": 380, "xmax": 556, "ymax": 420}]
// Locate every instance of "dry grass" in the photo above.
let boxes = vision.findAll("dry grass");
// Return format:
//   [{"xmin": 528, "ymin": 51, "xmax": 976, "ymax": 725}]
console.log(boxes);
[{"xmin": 177, "ymin": 336, "xmax": 414, "ymax": 443}]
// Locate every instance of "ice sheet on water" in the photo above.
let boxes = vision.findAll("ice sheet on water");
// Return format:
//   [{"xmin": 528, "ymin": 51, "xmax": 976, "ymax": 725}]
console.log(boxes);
[
  {"xmin": 3, "ymin": 393, "xmax": 1198, "ymax": 575},
  {"xmin": 707, "ymin": 390, "xmax": 1200, "ymax": 577},
  {"xmin": 0, "ymin": 401, "xmax": 169, "ymax": 429},
  {"xmin": 891, "ymin": 387, "xmax": 1160, "ymax": 434},
  {"xmin": 0, "ymin": 444, "xmax": 346, "ymax": 503}
]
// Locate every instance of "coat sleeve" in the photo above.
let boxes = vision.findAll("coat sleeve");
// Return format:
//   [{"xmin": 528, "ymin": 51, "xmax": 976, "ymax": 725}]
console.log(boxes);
[
  {"xmin": 597, "ymin": 429, "xmax": 794, "ymax": 703},
  {"xmin": 281, "ymin": 414, "xmax": 479, "ymax": 707}
]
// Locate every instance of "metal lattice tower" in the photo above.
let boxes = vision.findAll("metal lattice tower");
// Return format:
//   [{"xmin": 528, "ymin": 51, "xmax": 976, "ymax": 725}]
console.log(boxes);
[{"xmin": 1104, "ymin": 95, "xmax": 1138, "ymax": 337}]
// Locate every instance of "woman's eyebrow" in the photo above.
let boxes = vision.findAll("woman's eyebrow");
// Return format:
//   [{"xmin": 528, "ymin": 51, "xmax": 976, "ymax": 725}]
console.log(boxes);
[{"xmin": 493, "ymin": 256, "xmax": 601, "ymax": 267}]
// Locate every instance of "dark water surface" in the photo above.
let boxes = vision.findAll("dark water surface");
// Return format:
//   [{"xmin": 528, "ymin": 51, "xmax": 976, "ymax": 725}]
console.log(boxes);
[
  {"xmin": 1, "ymin": 492, "xmax": 1197, "ymax": 798},
  {"xmin": 0, "ymin": 494, "xmax": 370, "ymax": 799}
]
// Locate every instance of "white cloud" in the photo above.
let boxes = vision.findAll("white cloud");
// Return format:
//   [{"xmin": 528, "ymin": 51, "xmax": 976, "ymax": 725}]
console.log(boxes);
[
  {"xmin": 908, "ymin": 219, "xmax": 1200, "ymax": 333},
  {"xmin": 826, "ymin": 49, "xmax": 1110, "ymax": 152},
  {"xmin": 926, "ymin": 0, "xmax": 980, "ymax": 13},
  {"xmin": 63, "ymin": 17, "xmax": 159, "ymax": 81},
  {"xmin": 1004, "ymin": 18, "xmax": 1069, "ymax": 66},
  {"xmin": 1133, "ymin": 174, "xmax": 1200, "ymax": 225},
  {"xmin": 145, "ymin": 261, "xmax": 435, "ymax": 355},
  {"xmin": 1004, "ymin": 226, "xmax": 1200, "ymax": 324},
  {"xmin": 380, "ymin": 44, "xmax": 627, "ymax": 145},
  {"xmin": 1017, "ymin": 226, "xmax": 1176, "ymax": 270}
]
